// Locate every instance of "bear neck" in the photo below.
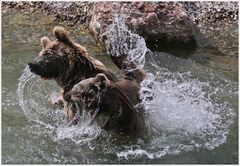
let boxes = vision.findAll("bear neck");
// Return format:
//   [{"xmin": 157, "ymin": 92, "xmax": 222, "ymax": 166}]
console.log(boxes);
[
  {"xmin": 102, "ymin": 82, "xmax": 137, "ymax": 134},
  {"xmin": 107, "ymin": 82, "xmax": 136, "ymax": 113},
  {"xmin": 56, "ymin": 50, "xmax": 98, "ymax": 94}
]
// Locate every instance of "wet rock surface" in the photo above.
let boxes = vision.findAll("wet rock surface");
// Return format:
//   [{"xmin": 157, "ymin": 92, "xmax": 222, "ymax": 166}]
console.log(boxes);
[
  {"xmin": 41, "ymin": 2, "xmax": 93, "ymax": 26},
  {"xmin": 2, "ymin": 1, "xmax": 43, "ymax": 14},
  {"xmin": 89, "ymin": 2, "xmax": 197, "ymax": 50},
  {"xmin": 183, "ymin": 2, "xmax": 238, "ymax": 58},
  {"xmin": 2, "ymin": 1, "xmax": 93, "ymax": 27},
  {"xmin": 2, "ymin": 1, "xmax": 196, "ymax": 50},
  {"xmin": 2, "ymin": 1, "xmax": 238, "ymax": 58}
]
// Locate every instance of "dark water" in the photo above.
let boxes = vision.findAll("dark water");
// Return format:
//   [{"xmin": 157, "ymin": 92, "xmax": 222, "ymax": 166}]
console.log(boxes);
[{"xmin": 2, "ymin": 11, "xmax": 238, "ymax": 164}]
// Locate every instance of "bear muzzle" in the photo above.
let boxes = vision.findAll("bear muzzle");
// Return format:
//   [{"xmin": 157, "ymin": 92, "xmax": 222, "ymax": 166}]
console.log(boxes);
[{"xmin": 28, "ymin": 62, "xmax": 42, "ymax": 74}]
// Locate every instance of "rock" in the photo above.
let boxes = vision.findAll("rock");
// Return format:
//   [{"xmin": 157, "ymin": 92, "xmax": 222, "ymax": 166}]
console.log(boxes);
[
  {"xmin": 89, "ymin": 2, "xmax": 196, "ymax": 50},
  {"xmin": 1, "ymin": 1, "xmax": 44, "ymax": 14},
  {"xmin": 41, "ymin": 2, "xmax": 93, "ymax": 26},
  {"xmin": 145, "ymin": 12, "xmax": 158, "ymax": 24},
  {"xmin": 183, "ymin": 2, "xmax": 238, "ymax": 57},
  {"xmin": 3, "ymin": 1, "xmax": 238, "ymax": 57},
  {"xmin": 2, "ymin": 1, "xmax": 93, "ymax": 26}
]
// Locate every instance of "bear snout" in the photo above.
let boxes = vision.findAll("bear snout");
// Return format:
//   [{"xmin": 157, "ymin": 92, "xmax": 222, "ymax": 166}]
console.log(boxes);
[
  {"xmin": 28, "ymin": 62, "xmax": 39, "ymax": 72},
  {"xmin": 28, "ymin": 62, "xmax": 46, "ymax": 77},
  {"xmin": 28, "ymin": 62, "xmax": 34, "ymax": 68}
]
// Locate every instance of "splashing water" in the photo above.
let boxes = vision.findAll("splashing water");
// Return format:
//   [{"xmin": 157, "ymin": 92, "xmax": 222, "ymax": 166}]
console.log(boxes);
[
  {"xmin": 105, "ymin": 15, "xmax": 150, "ymax": 69},
  {"xmin": 116, "ymin": 57, "xmax": 236, "ymax": 159},
  {"xmin": 16, "ymin": 66, "xmax": 103, "ymax": 145},
  {"xmin": 16, "ymin": 14, "xmax": 237, "ymax": 162},
  {"xmin": 104, "ymin": 15, "xmax": 236, "ymax": 159}
]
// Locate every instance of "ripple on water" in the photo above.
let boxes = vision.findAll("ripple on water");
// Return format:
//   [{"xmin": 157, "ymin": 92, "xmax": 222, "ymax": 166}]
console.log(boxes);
[
  {"xmin": 16, "ymin": 62, "xmax": 236, "ymax": 162},
  {"xmin": 17, "ymin": 67, "xmax": 104, "ymax": 145}
]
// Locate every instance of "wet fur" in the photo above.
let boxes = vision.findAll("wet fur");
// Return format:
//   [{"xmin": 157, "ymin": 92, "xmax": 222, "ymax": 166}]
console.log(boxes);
[
  {"xmin": 29, "ymin": 26, "xmax": 119, "ymax": 120},
  {"xmin": 64, "ymin": 74, "xmax": 145, "ymax": 137},
  {"xmin": 29, "ymin": 26, "xmax": 117, "ymax": 94},
  {"xmin": 29, "ymin": 26, "xmax": 146, "ymax": 136}
]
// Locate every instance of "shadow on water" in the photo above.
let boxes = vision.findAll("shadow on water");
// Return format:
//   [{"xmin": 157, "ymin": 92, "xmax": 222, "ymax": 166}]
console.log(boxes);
[{"xmin": 2, "ymin": 9, "xmax": 238, "ymax": 164}]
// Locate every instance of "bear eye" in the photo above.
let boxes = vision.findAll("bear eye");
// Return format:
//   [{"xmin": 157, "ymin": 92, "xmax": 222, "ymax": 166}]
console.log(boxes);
[{"xmin": 45, "ymin": 50, "xmax": 53, "ymax": 54}]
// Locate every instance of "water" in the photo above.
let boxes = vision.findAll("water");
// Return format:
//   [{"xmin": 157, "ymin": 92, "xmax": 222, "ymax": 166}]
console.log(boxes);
[
  {"xmin": 105, "ymin": 15, "xmax": 149, "ymax": 69},
  {"xmin": 2, "ymin": 10, "xmax": 238, "ymax": 164}
]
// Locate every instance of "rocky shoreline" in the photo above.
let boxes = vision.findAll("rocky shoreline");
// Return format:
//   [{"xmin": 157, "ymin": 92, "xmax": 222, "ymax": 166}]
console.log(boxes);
[{"xmin": 2, "ymin": 1, "xmax": 238, "ymax": 57}]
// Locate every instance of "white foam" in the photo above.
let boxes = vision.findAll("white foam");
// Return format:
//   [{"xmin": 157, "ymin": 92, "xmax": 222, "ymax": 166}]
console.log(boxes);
[
  {"xmin": 105, "ymin": 15, "xmax": 150, "ymax": 69},
  {"xmin": 138, "ymin": 68, "xmax": 235, "ymax": 157}
]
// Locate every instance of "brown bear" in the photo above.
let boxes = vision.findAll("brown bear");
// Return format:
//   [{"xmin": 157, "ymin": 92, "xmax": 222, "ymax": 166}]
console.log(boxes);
[
  {"xmin": 28, "ymin": 26, "xmax": 118, "ymax": 94},
  {"xmin": 28, "ymin": 26, "xmax": 118, "ymax": 118},
  {"xmin": 64, "ymin": 70, "xmax": 146, "ymax": 137}
]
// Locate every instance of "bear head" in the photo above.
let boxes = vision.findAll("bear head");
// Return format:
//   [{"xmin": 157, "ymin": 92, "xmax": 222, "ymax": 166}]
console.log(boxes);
[
  {"xmin": 28, "ymin": 26, "xmax": 88, "ymax": 80},
  {"xmin": 64, "ymin": 73, "xmax": 110, "ymax": 112}
]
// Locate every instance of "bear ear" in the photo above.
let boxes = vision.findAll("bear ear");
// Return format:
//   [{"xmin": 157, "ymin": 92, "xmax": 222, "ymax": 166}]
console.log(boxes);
[
  {"xmin": 41, "ymin": 36, "xmax": 52, "ymax": 48},
  {"xmin": 95, "ymin": 74, "xmax": 110, "ymax": 84},
  {"xmin": 53, "ymin": 26, "xmax": 73, "ymax": 45}
]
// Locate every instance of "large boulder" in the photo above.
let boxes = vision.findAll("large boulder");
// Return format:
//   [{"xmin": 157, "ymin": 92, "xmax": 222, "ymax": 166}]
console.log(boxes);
[
  {"xmin": 89, "ymin": 2, "xmax": 196, "ymax": 50},
  {"xmin": 2, "ymin": 2, "xmax": 197, "ymax": 51}
]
